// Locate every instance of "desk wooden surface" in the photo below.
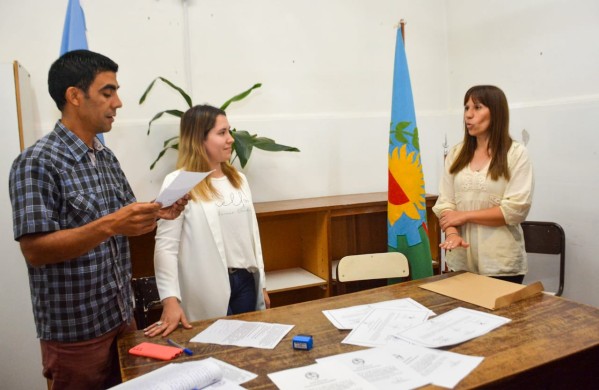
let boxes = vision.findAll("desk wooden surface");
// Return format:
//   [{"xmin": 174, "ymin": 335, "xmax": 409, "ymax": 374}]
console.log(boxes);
[{"xmin": 118, "ymin": 273, "xmax": 599, "ymax": 389}]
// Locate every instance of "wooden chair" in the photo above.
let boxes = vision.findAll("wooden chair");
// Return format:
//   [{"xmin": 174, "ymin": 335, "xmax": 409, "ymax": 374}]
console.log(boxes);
[
  {"xmin": 131, "ymin": 276, "xmax": 163, "ymax": 329},
  {"xmin": 521, "ymin": 221, "xmax": 566, "ymax": 296},
  {"xmin": 335, "ymin": 252, "xmax": 410, "ymax": 294}
]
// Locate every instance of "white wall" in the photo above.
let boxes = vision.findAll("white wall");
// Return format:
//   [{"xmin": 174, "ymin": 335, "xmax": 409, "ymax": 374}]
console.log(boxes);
[
  {"xmin": 106, "ymin": 0, "xmax": 450, "ymax": 203},
  {"xmin": 1, "ymin": 0, "xmax": 598, "ymax": 387}
]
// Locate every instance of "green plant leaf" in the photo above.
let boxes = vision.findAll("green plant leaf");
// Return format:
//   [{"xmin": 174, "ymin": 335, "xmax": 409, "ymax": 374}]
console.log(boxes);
[
  {"xmin": 162, "ymin": 135, "xmax": 180, "ymax": 148},
  {"xmin": 231, "ymin": 129, "xmax": 255, "ymax": 168},
  {"xmin": 139, "ymin": 78, "xmax": 158, "ymax": 104},
  {"xmin": 150, "ymin": 143, "xmax": 179, "ymax": 170},
  {"xmin": 147, "ymin": 109, "xmax": 184, "ymax": 135},
  {"xmin": 143, "ymin": 78, "xmax": 300, "ymax": 170},
  {"xmin": 253, "ymin": 137, "xmax": 300, "ymax": 152},
  {"xmin": 140, "ymin": 77, "xmax": 193, "ymax": 108},
  {"xmin": 230, "ymin": 130, "xmax": 300, "ymax": 167},
  {"xmin": 220, "ymin": 83, "xmax": 262, "ymax": 111}
]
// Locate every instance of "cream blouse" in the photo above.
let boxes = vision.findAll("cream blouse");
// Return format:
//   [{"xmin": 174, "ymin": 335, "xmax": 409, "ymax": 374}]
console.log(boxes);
[{"xmin": 433, "ymin": 141, "xmax": 534, "ymax": 276}]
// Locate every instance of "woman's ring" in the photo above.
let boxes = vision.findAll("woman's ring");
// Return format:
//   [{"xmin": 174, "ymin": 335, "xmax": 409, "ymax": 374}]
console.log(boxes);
[{"xmin": 155, "ymin": 321, "xmax": 163, "ymax": 326}]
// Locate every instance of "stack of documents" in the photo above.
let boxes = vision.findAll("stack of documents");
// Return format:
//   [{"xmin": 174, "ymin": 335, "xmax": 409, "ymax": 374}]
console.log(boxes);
[
  {"xmin": 291, "ymin": 297, "xmax": 512, "ymax": 389},
  {"xmin": 323, "ymin": 298, "xmax": 434, "ymax": 330},
  {"xmin": 323, "ymin": 297, "xmax": 510, "ymax": 349},
  {"xmin": 269, "ymin": 343, "xmax": 484, "ymax": 390},
  {"xmin": 339, "ymin": 306, "xmax": 510, "ymax": 349}
]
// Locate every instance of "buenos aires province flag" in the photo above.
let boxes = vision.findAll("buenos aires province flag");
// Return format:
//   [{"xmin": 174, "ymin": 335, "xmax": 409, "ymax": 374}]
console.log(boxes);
[{"xmin": 388, "ymin": 28, "xmax": 433, "ymax": 280}]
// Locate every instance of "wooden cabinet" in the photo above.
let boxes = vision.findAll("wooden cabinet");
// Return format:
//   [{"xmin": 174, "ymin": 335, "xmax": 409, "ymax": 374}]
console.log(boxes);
[
  {"xmin": 130, "ymin": 192, "xmax": 441, "ymax": 308},
  {"xmin": 254, "ymin": 192, "xmax": 440, "ymax": 307}
]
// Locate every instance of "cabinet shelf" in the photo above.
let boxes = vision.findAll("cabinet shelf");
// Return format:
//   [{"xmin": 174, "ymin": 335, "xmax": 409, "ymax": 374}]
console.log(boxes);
[
  {"xmin": 265, "ymin": 267, "xmax": 327, "ymax": 293},
  {"xmin": 255, "ymin": 192, "xmax": 440, "ymax": 307}
]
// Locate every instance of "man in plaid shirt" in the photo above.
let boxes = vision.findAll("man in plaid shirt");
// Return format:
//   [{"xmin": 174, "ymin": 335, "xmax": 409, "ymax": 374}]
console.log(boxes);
[{"xmin": 9, "ymin": 50, "xmax": 188, "ymax": 389}]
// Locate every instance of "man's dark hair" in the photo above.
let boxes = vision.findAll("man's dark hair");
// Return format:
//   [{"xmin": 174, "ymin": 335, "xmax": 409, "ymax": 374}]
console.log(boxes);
[{"xmin": 48, "ymin": 50, "xmax": 118, "ymax": 111}]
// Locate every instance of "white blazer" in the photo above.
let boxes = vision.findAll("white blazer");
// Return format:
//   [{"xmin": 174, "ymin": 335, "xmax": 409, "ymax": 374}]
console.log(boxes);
[{"xmin": 153, "ymin": 171, "xmax": 266, "ymax": 322}]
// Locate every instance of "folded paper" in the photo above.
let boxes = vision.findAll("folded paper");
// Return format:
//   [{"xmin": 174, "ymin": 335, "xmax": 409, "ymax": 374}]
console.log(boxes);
[{"xmin": 420, "ymin": 272, "xmax": 544, "ymax": 310}]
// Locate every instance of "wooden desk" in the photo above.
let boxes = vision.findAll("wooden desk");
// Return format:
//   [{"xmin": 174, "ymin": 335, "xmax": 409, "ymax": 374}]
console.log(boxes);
[{"xmin": 118, "ymin": 273, "xmax": 599, "ymax": 389}]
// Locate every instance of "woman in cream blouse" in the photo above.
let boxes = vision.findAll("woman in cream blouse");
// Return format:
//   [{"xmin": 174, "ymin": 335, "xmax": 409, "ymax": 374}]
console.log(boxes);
[
  {"xmin": 145, "ymin": 105, "xmax": 270, "ymax": 338},
  {"xmin": 433, "ymin": 85, "xmax": 534, "ymax": 283}
]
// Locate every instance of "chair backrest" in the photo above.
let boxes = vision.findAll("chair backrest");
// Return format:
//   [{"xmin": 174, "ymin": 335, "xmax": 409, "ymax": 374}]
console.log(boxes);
[
  {"xmin": 131, "ymin": 276, "xmax": 163, "ymax": 329},
  {"xmin": 337, "ymin": 252, "xmax": 410, "ymax": 282},
  {"xmin": 521, "ymin": 221, "xmax": 566, "ymax": 296}
]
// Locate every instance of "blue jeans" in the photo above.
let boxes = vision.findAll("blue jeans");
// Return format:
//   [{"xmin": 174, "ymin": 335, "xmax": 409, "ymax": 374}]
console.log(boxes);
[{"xmin": 227, "ymin": 269, "xmax": 257, "ymax": 315}]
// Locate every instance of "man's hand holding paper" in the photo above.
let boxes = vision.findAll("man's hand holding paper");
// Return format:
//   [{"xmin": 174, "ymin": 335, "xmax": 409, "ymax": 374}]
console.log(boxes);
[
  {"xmin": 153, "ymin": 170, "xmax": 213, "ymax": 221},
  {"xmin": 156, "ymin": 194, "xmax": 190, "ymax": 220},
  {"xmin": 155, "ymin": 170, "xmax": 213, "ymax": 208}
]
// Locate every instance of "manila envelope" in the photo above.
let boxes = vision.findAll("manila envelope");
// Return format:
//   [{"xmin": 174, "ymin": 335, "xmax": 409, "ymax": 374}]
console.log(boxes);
[{"xmin": 420, "ymin": 272, "xmax": 544, "ymax": 310}]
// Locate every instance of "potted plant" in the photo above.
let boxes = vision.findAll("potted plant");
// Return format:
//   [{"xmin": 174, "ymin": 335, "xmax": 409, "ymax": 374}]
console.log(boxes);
[{"xmin": 140, "ymin": 77, "xmax": 299, "ymax": 169}]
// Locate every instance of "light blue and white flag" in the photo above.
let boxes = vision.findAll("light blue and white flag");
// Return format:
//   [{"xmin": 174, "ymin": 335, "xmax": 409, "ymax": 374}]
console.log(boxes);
[
  {"xmin": 60, "ymin": 0, "xmax": 88, "ymax": 55},
  {"xmin": 60, "ymin": 0, "xmax": 105, "ymax": 144}
]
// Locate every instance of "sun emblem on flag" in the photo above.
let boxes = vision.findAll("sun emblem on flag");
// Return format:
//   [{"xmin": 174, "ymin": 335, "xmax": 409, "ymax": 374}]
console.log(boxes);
[{"xmin": 388, "ymin": 144, "xmax": 426, "ymax": 226}]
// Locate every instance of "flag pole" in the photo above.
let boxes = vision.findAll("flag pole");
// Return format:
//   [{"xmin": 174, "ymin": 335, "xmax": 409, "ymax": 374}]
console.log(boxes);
[
  {"xmin": 181, "ymin": 0, "xmax": 193, "ymax": 97},
  {"xmin": 394, "ymin": 19, "xmax": 406, "ymax": 43},
  {"xmin": 400, "ymin": 19, "xmax": 406, "ymax": 44}
]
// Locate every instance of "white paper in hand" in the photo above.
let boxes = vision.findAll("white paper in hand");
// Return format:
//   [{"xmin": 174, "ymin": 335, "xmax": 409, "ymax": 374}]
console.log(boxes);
[{"xmin": 155, "ymin": 170, "xmax": 213, "ymax": 208}]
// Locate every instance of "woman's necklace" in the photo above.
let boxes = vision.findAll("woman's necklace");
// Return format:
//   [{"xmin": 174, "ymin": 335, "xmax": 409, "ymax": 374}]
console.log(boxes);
[{"xmin": 471, "ymin": 149, "xmax": 491, "ymax": 172}]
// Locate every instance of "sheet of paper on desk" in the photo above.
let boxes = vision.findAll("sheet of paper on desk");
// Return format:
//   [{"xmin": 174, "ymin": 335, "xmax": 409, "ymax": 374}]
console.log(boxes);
[
  {"xmin": 341, "ymin": 307, "xmax": 430, "ymax": 347},
  {"xmin": 110, "ymin": 358, "xmax": 245, "ymax": 389},
  {"xmin": 395, "ymin": 307, "xmax": 511, "ymax": 348},
  {"xmin": 316, "ymin": 347, "xmax": 430, "ymax": 390},
  {"xmin": 382, "ymin": 341, "xmax": 484, "ymax": 389},
  {"xmin": 204, "ymin": 357, "xmax": 257, "ymax": 385},
  {"xmin": 191, "ymin": 319, "xmax": 294, "ymax": 349},
  {"xmin": 268, "ymin": 361, "xmax": 377, "ymax": 390},
  {"xmin": 323, "ymin": 298, "xmax": 434, "ymax": 330},
  {"xmin": 155, "ymin": 170, "xmax": 213, "ymax": 208}
]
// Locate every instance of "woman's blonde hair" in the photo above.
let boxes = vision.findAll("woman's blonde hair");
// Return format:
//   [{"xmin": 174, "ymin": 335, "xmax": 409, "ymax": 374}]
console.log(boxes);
[
  {"xmin": 177, "ymin": 105, "xmax": 242, "ymax": 201},
  {"xmin": 450, "ymin": 85, "xmax": 512, "ymax": 181}
]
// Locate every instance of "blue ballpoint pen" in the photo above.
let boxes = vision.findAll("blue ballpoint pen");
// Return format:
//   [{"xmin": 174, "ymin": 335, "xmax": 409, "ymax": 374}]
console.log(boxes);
[{"xmin": 167, "ymin": 338, "xmax": 194, "ymax": 356}]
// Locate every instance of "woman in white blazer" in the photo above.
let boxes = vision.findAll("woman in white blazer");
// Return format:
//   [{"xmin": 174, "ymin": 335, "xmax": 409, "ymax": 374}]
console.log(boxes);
[{"xmin": 145, "ymin": 105, "xmax": 270, "ymax": 337}]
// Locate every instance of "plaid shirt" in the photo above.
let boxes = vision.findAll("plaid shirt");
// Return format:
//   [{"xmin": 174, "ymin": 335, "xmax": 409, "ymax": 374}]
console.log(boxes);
[{"xmin": 9, "ymin": 122, "xmax": 136, "ymax": 342}]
